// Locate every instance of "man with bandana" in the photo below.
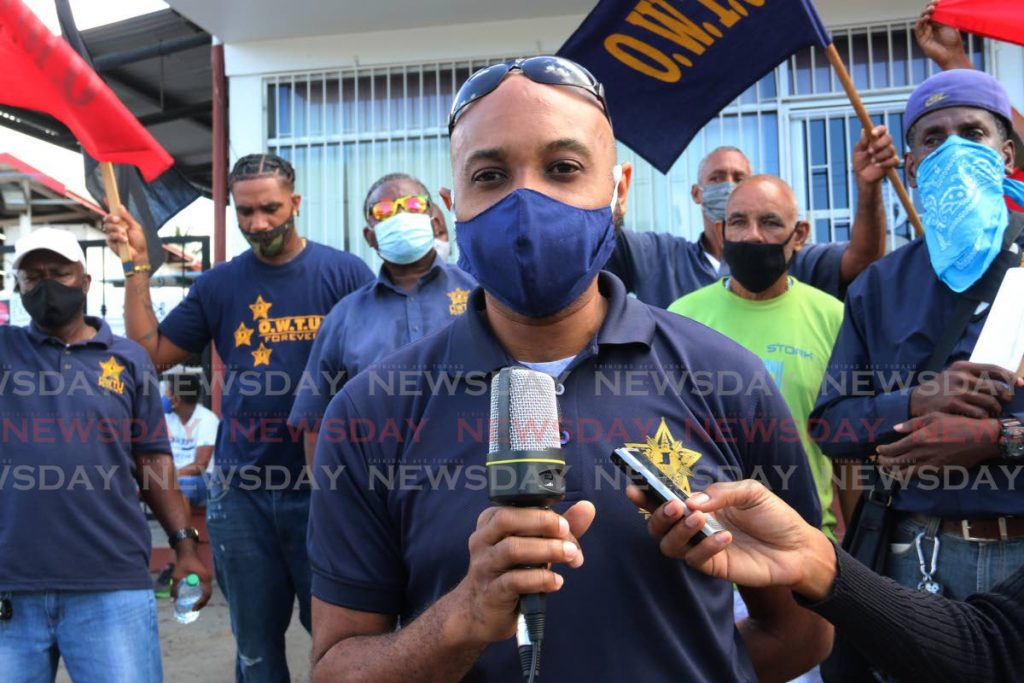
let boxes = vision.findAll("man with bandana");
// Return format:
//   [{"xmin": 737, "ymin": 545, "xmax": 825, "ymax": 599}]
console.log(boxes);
[
  {"xmin": 669, "ymin": 175, "xmax": 844, "ymax": 542},
  {"xmin": 811, "ymin": 70, "xmax": 1024, "ymax": 601},
  {"xmin": 307, "ymin": 56, "xmax": 830, "ymax": 682},
  {"xmin": 104, "ymin": 153, "xmax": 372, "ymax": 683},
  {"xmin": 605, "ymin": 136, "xmax": 897, "ymax": 308},
  {"xmin": 288, "ymin": 172, "xmax": 475, "ymax": 466},
  {"xmin": 0, "ymin": 228, "xmax": 212, "ymax": 682}
]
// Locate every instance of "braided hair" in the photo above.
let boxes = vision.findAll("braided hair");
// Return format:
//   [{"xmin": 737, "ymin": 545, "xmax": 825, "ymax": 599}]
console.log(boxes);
[{"xmin": 228, "ymin": 153, "xmax": 296, "ymax": 192}]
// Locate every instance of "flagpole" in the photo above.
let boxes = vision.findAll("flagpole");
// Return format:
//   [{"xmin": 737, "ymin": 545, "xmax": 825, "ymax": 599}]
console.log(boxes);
[
  {"xmin": 99, "ymin": 161, "xmax": 136, "ymax": 276},
  {"xmin": 825, "ymin": 44, "xmax": 924, "ymax": 238}
]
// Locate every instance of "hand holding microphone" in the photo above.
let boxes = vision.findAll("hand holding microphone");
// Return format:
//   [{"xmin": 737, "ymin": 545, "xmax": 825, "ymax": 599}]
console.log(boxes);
[
  {"xmin": 453, "ymin": 503, "xmax": 592, "ymax": 642},
  {"xmin": 447, "ymin": 367, "xmax": 595, "ymax": 679}
]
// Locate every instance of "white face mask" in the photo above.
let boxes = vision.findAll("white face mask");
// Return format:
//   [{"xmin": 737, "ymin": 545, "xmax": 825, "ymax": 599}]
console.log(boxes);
[{"xmin": 433, "ymin": 238, "xmax": 451, "ymax": 263}]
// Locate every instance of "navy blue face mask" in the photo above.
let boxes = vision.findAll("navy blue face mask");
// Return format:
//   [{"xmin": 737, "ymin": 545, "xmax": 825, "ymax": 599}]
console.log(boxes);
[{"xmin": 455, "ymin": 187, "xmax": 617, "ymax": 318}]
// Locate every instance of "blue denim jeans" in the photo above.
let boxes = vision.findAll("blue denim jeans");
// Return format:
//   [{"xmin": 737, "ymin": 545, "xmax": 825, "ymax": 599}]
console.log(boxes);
[
  {"xmin": 884, "ymin": 517, "xmax": 1024, "ymax": 600},
  {"xmin": 206, "ymin": 483, "xmax": 312, "ymax": 683},
  {"xmin": 0, "ymin": 589, "xmax": 161, "ymax": 683}
]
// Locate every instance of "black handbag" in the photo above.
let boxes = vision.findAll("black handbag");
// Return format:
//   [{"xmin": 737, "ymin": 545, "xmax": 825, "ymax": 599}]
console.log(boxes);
[{"xmin": 820, "ymin": 468, "xmax": 897, "ymax": 682}]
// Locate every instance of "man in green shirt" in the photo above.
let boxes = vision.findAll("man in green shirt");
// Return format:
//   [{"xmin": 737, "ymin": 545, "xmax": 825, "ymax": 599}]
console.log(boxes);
[{"xmin": 669, "ymin": 175, "xmax": 842, "ymax": 540}]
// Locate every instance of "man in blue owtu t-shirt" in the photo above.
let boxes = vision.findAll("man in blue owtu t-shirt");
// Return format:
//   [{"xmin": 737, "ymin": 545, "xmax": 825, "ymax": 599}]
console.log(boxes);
[{"xmin": 104, "ymin": 153, "xmax": 372, "ymax": 682}]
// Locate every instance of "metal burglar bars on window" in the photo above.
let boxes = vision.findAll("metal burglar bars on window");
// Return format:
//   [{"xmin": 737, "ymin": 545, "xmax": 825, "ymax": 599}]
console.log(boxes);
[
  {"xmin": 265, "ymin": 58, "xmax": 514, "ymax": 270},
  {"xmin": 788, "ymin": 23, "xmax": 987, "ymax": 249},
  {"xmin": 262, "ymin": 21, "xmax": 988, "ymax": 264}
]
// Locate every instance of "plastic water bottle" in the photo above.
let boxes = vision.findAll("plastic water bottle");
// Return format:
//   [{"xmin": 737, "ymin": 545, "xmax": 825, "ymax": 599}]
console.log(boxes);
[{"xmin": 174, "ymin": 574, "xmax": 202, "ymax": 624}]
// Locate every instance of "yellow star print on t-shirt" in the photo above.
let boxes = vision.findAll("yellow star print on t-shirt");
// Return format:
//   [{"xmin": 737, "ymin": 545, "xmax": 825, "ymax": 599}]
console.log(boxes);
[
  {"xmin": 447, "ymin": 288, "xmax": 470, "ymax": 316},
  {"xmin": 251, "ymin": 342, "xmax": 273, "ymax": 367},
  {"xmin": 249, "ymin": 295, "xmax": 272, "ymax": 321},
  {"xmin": 234, "ymin": 322, "xmax": 255, "ymax": 347},
  {"xmin": 625, "ymin": 417, "xmax": 702, "ymax": 494},
  {"xmin": 98, "ymin": 356, "xmax": 126, "ymax": 395}
]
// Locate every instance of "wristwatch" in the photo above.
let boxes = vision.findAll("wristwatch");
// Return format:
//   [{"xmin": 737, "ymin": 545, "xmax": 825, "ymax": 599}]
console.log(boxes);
[
  {"xmin": 168, "ymin": 527, "xmax": 200, "ymax": 549},
  {"xmin": 999, "ymin": 418, "xmax": 1024, "ymax": 459}
]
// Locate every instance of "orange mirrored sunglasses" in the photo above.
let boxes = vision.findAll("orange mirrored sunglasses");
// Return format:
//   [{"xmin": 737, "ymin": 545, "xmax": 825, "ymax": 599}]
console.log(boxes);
[{"xmin": 369, "ymin": 194, "xmax": 430, "ymax": 221}]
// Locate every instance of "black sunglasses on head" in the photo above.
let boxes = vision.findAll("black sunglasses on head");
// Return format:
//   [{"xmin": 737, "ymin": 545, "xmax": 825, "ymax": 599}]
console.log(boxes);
[{"xmin": 448, "ymin": 56, "xmax": 611, "ymax": 134}]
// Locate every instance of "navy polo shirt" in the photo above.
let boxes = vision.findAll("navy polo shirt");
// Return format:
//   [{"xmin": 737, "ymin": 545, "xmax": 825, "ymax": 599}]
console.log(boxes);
[
  {"xmin": 288, "ymin": 255, "xmax": 476, "ymax": 428},
  {"xmin": 810, "ymin": 214, "xmax": 1024, "ymax": 518},
  {"xmin": 159, "ymin": 241, "xmax": 372, "ymax": 485},
  {"xmin": 0, "ymin": 317, "xmax": 170, "ymax": 591},
  {"xmin": 606, "ymin": 228, "xmax": 846, "ymax": 307},
  {"xmin": 308, "ymin": 273, "xmax": 821, "ymax": 683}
]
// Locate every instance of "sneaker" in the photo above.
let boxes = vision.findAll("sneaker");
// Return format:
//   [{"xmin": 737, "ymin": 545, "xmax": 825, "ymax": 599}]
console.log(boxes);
[{"xmin": 154, "ymin": 563, "xmax": 174, "ymax": 598}]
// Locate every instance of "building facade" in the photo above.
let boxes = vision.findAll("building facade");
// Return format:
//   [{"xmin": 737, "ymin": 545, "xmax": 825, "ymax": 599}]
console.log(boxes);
[{"xmin": 168, "ymin": 0, "xmax": 1024, "ymax": 269}]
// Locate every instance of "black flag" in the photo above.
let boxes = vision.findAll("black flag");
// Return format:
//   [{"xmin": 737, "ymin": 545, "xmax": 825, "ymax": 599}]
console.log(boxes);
[{"xmin": 55, "ymin": 0, "xmax": 200, "ymax": 271}]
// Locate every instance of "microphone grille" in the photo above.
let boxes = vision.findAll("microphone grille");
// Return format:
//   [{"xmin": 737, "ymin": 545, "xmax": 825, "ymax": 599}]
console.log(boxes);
[{"xmin": 489, "ymin": 367, "xmax": 561, "ymax": 453}]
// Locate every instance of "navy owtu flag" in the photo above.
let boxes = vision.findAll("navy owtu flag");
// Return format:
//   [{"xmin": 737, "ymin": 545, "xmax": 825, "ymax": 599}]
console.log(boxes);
[{"xmin": 559, "ymin": 0, "xmax": 831, "ymax": 173}]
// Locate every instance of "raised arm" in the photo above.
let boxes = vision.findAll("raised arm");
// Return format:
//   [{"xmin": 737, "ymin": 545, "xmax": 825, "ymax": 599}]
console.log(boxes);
[
  {"xmin": 103, "ymin": 209, "xmax": 192, "ymax": 370},
  {"xmin": 842, "ymin": 125, "xmax": 898, "ymax": 286},
  {"xmin": 916, "ymin": 1, "xmax": 1024, "ymax": 136}
]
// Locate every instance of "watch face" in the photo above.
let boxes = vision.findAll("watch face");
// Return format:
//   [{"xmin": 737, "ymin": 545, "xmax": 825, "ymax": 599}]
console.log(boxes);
[{"xmin": 1003, "ymin": 421, "xmax": 1024, "ymax": 458}]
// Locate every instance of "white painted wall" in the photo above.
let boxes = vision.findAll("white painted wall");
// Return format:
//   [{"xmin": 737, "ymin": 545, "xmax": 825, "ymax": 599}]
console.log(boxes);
[
  {"xmin": 220, "ymin": 0, "xmax": 1024, "ymax": 259},
  {"xmin": 221, "ymin": 0, "xmax": 935, "ymax": 78}
]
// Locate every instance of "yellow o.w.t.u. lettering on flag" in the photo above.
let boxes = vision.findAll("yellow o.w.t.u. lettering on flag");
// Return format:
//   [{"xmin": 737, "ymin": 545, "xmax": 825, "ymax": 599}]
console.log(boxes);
[
  {"xmin": 604, "ymin": 0, "xmax": 768, "ymax": 84},
  {"xmin": 558, "ymin": 0, "xmax": 830, "ymax": 172}
]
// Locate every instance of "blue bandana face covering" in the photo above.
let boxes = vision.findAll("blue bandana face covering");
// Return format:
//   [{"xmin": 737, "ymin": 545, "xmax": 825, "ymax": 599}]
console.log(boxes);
[
  {"xmin": 917, "ymin": 135, "xmax": 1024, "ymax": 292},
  {"xmin": 456, "ymin": 186, "xmax": 617, "ymax": 318}
]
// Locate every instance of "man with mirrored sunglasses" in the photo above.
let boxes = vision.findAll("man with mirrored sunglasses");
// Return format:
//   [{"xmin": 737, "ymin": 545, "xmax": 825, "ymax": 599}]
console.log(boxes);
[
  {"xmin": 308, "ymin": 55, "xmax": 830, "ymax": 683},
  {"xmin": 289, "ymin": 172, "xmax": 475, "ymax": 466}
]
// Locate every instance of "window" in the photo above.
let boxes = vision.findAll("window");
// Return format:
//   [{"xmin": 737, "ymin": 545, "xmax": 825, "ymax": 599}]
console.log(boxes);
[{"xmin": 264, "ymin": 21, "xmax": 989, "ymax": 265}]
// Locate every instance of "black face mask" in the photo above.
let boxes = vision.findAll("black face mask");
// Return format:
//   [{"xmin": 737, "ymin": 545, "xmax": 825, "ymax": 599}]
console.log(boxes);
[
  {"xmin": 21, "ymin": 279, "xmax": 87, "ymax": 329},
  {"xmin": 722, "ymin": 227, "xmax": 797, "ymax": 294}
]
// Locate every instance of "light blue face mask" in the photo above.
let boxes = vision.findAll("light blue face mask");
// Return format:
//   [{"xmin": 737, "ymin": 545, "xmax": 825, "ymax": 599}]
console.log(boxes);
[
  {"xmin": 917, "ymin": 135, "xmax": 1024, "ymax": 292},
  {"xmin": 373, "ymin": 212, "xmax": 435, "ymax": 265},
  {"xmin": 700, "ymin": 181, "xmax": 736, "ymax": 223}
]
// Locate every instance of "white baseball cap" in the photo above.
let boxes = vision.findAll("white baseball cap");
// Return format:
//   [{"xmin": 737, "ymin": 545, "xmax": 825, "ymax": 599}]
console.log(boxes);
[{"xmin": 12, "ymin": 228, "xmax": 87, "ymax": 270}]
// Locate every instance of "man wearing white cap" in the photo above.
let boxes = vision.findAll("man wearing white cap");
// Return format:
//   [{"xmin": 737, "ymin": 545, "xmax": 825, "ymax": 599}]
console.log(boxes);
[{"xmin": 0, "ymin": 228, "xmax": 211, "ymax": 683}]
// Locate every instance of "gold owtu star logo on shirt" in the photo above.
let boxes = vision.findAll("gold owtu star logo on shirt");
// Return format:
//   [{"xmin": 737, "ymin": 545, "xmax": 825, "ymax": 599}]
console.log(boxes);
[
  {"xmin": 97, "ymin": 356, "xmax": 126, "ymax": 395},
  {"xmin": 251, "ymin": 342, "xmax": 273, "ymax": 367},
  {"xmin": 625, "ymin": 417, "xmax": 702, "ymax": 494},
  {"xmin": 447, "ymin": 288, "xmax": 470, "ymax": 316},
  {"xmin": 249, "ymin": 295, "xmax": 272, "ymax": 321},
  {"xmin": 234, "ymin": 322, "xmax": 255, "ymax": 347}
]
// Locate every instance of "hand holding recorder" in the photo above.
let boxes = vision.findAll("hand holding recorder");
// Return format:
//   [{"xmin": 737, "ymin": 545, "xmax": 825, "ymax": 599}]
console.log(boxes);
[{"xmin": 625, "ymin": 477, "xmax": 837, "ymax": 600}]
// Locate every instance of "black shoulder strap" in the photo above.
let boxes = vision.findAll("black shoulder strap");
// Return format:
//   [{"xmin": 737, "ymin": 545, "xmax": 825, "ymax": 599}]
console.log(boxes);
[{"xmin": 923, "ymin": 246, "xmax": 1020, "ymax": 374}]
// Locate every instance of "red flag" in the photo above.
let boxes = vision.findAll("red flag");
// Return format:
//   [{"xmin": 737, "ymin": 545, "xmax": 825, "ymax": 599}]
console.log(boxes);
[
  {"xmin": 0, "ymin": 0, "xmax": 172, "ymax": 181},
  {"xmin": 931, "ymin": 0, "xmax": 1024, "ymax": 48},
  {"xmin": 1009, "ymin": 169, "xmax": 1024, "ymax": 212}
]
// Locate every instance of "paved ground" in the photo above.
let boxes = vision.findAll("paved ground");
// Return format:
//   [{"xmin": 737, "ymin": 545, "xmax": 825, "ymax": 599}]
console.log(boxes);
[{"xmin": 55, "ymin": 581, "xmax": 311, "ymax": 682}]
